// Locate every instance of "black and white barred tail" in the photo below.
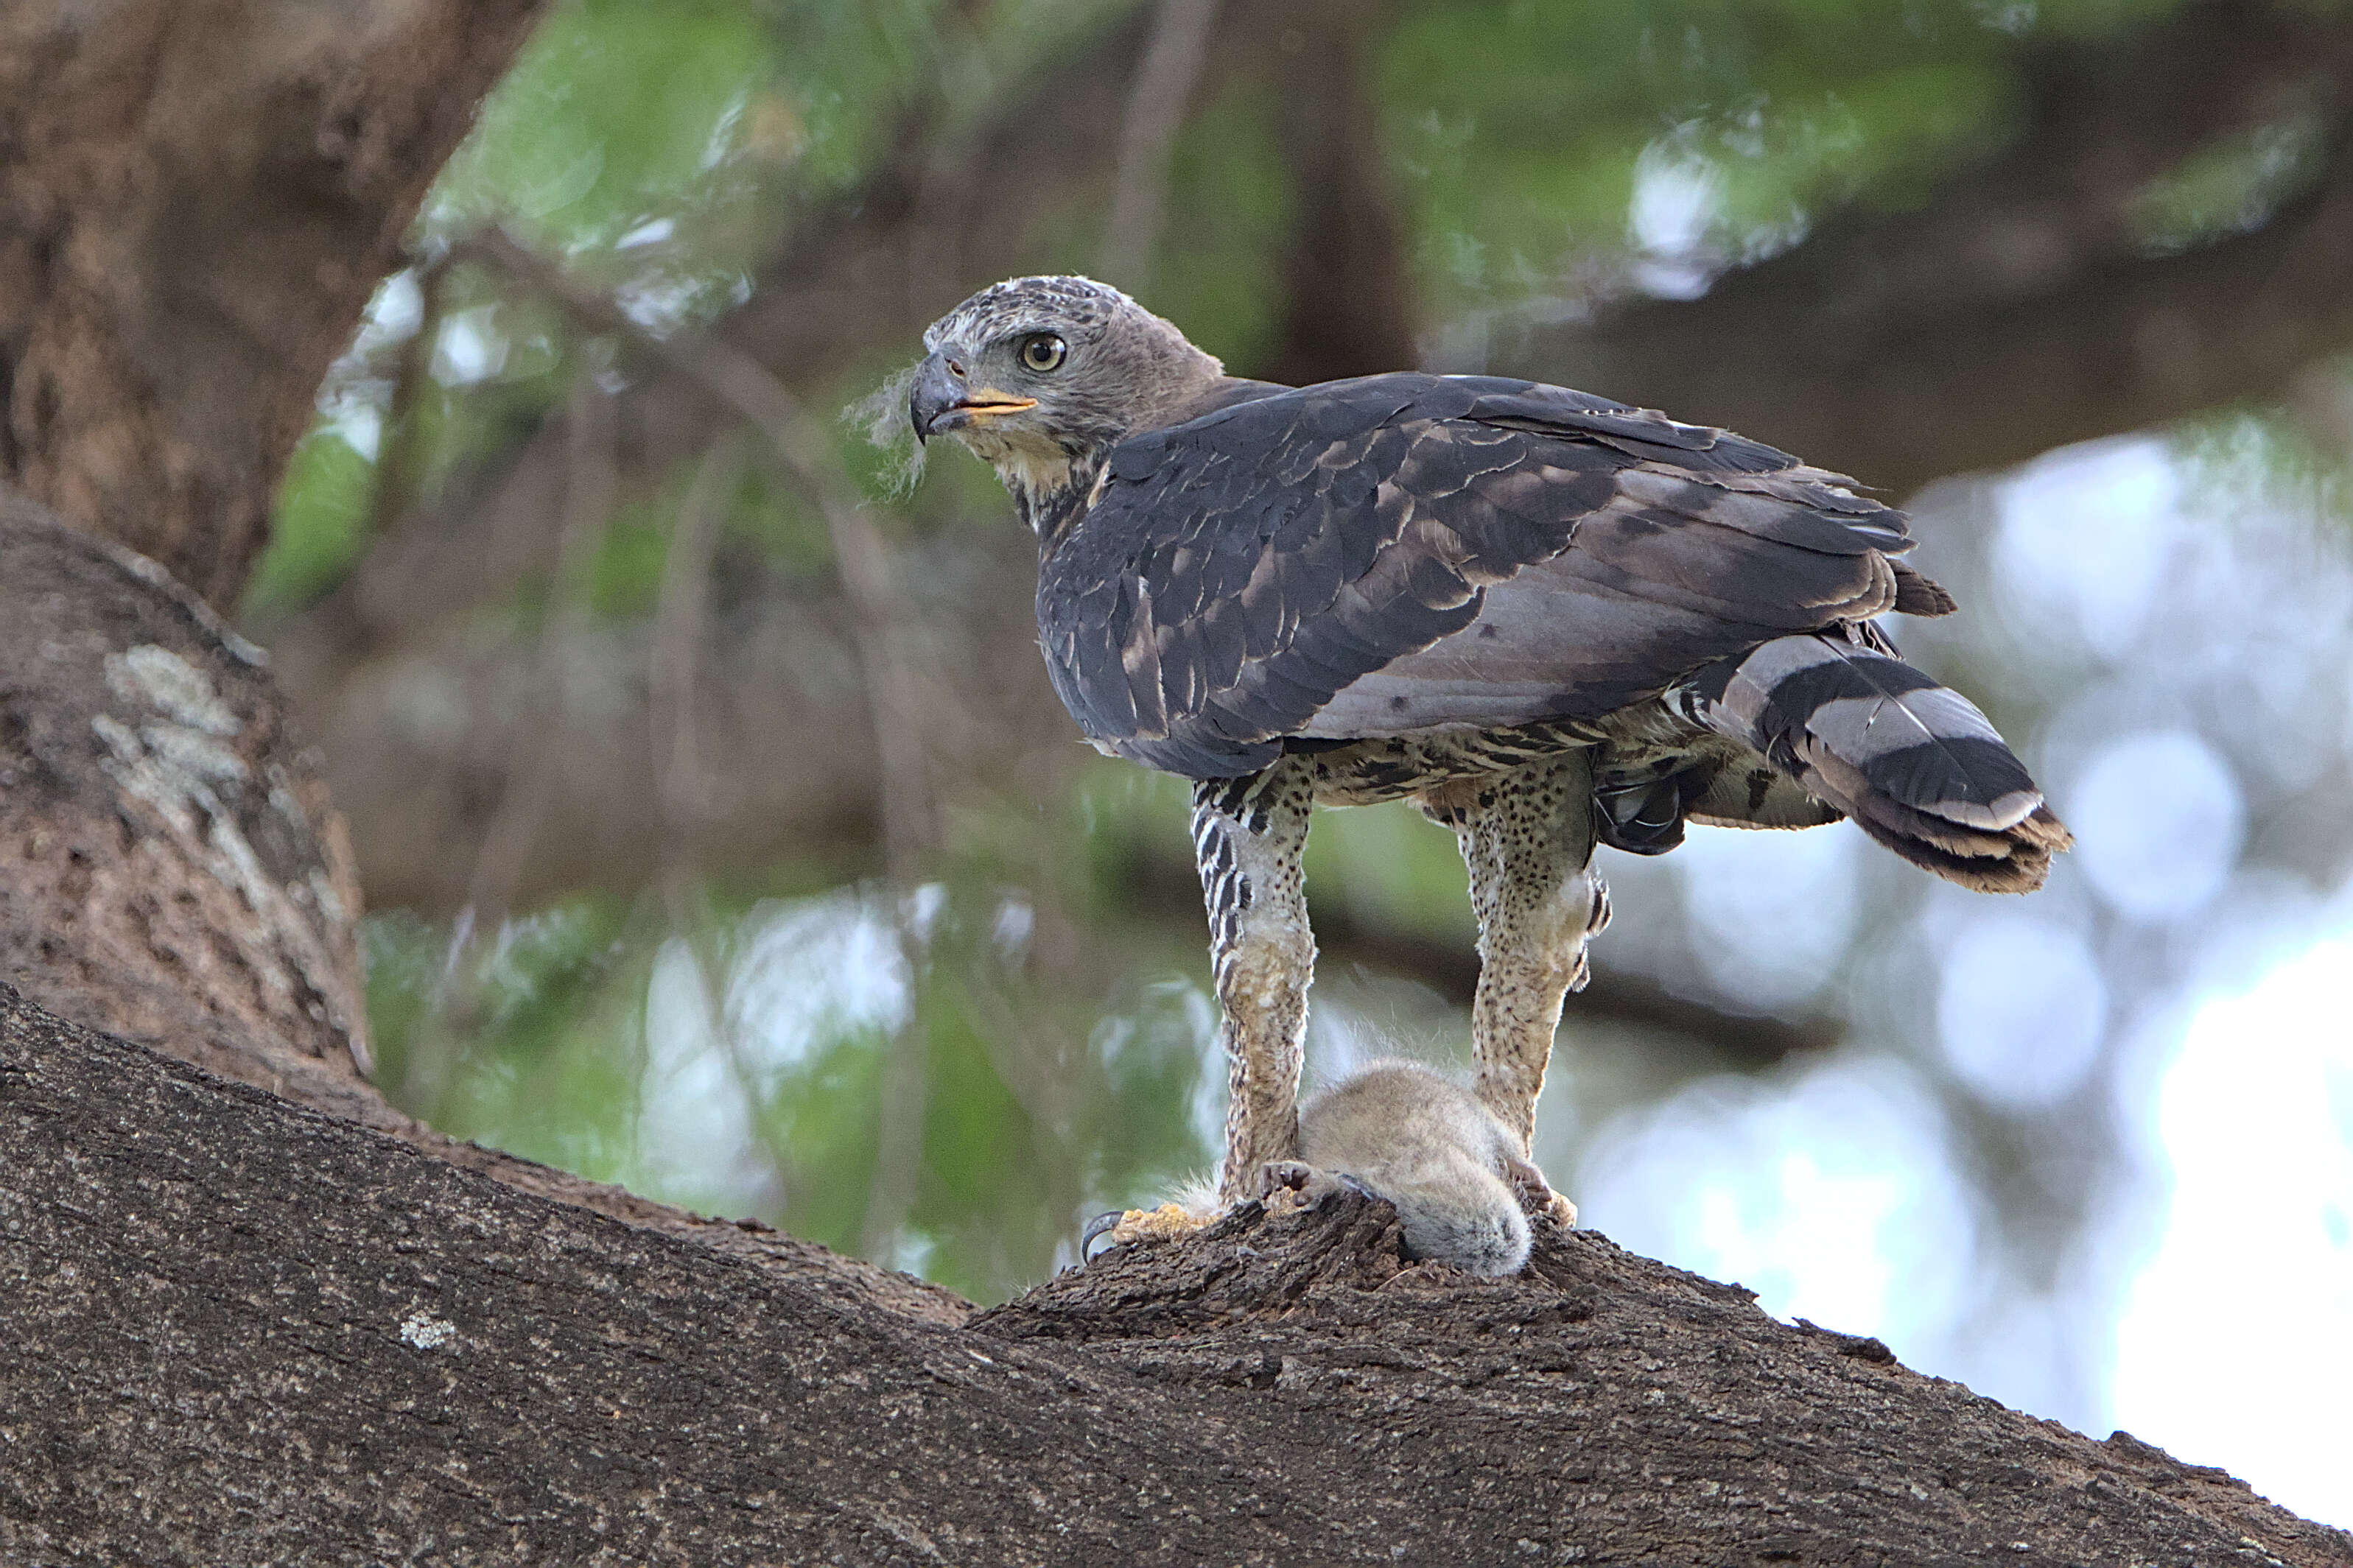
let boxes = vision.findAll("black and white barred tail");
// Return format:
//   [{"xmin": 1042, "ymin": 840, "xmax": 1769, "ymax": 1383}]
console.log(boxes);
[{"xmin": 1677, "ymin": 633, "xmax": 2072, "ymax": 894}]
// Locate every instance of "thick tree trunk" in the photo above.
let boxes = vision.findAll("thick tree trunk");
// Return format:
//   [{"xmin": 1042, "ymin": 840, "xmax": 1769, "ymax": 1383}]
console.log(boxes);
[
  {"xmin": 0, "ymin": 0, "xmax": 553, "ymax": 1089},
  {"xmin": 4, "ymin": 984, "xmax": 2346, "ymax": 1564},
  {"xmin": 0, "ymin": 0, "xmax": 547, "ymax": 608}
]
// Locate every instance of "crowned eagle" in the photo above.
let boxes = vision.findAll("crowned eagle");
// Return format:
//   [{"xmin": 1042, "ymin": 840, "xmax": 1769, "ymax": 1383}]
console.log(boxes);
[{"xmin": 910, "ymin": 275, "xmax": 2068, "ymax": 1245}]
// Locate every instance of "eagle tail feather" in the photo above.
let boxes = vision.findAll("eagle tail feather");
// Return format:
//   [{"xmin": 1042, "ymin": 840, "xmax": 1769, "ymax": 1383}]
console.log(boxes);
[{"xmin": 1682, "ymin": 633, "xmax": 2070, "ymax": 893}]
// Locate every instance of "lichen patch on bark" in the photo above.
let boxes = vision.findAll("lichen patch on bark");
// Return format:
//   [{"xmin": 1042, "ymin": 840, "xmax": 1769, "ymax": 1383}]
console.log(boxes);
[{"xmin": 0, "ymin": 492, "xmax": 371, "ymax": 1087}]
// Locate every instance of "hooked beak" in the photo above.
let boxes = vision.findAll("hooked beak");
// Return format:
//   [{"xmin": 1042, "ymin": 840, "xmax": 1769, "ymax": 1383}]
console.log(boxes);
[{"xmin": 909, "ymin": 353, "xmax": 1038, "ymax": 442}]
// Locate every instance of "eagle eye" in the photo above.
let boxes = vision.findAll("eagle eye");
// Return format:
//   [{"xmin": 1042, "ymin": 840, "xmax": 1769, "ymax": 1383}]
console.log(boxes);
[{"xmin": 1020, "ymin": 333, "xmax": 1067, "ymax": 373}]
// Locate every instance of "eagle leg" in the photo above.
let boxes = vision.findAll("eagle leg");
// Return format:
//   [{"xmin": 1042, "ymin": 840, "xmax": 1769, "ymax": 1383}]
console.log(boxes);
[
  {"xmin": 1424, "ymin": 753, "xmax": 1608, "ymax": 1160},
  {"xmin": 1078, "ymin": 767, "xmax": 1314, "ymax": 1259},
  {"xmin": 1193, "ymin": 761, "xmax": 1318, "ymax": 1206}
]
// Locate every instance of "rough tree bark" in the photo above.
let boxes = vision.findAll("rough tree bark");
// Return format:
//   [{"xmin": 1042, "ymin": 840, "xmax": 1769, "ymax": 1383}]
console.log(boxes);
[
  {"xmin": 0, "ymin": 494, "xmax": 372, "ymax": 1108},
  {"xmin": 6, "ymin": 986, "xmax": 2349, "ymax": 1564}
]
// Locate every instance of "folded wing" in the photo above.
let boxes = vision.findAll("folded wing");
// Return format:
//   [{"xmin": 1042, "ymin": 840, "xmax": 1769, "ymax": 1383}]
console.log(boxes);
[{"xmin": 1039, "ymin": 372, "xmax": 1943, "ymax": 775}]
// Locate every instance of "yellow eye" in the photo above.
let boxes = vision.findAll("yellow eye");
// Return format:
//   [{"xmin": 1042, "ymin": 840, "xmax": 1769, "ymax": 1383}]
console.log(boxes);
[{"xmin": 1020, "ymin": 334, "xmax": 1067, "ymax": 373}]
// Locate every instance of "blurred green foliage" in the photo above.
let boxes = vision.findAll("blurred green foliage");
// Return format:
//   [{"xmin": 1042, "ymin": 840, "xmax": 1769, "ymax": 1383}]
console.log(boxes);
[
  {"xmin": 354, "ymin": 748, "xmax": 1496, "ymax": 1302},
  {"xmin": 2131, "ymin": 110, "xmax": 2331, "ymax": 253},
  {"xmin": 251, "ymin": 429, "xmax": 377, "ymax": 611},
  {"xmin": 432, "ymin": 0, "xmax": 936, "ymax": 285},
  {"xmin": 367, "ymin": 899, "xmax": 648, "ymax": 1187},
  {"xmin": 363, "ymin": 837, "xmax": 1217, "ymax": 1300},
  {"xmin": 257, "ymin": 0, "xmax": 2235, "ymax": 625},
  {"xmin": 1155, "ymin": 82, "xmax": 1297, "ymax": 368}
]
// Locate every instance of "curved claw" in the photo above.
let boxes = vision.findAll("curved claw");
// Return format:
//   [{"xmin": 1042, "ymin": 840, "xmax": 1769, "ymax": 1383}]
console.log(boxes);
[
  {"xmin": 1080, "ymin": 1200, "xmax": 1218, "ymax": 1259},
  {"xmin": 1501, "ymin": 1152, "xmax": 1578, "ymax": 1228},
  {"xmin": 1079, "ymin": 1209, "xmax": 1127, "ymax": 1259}
]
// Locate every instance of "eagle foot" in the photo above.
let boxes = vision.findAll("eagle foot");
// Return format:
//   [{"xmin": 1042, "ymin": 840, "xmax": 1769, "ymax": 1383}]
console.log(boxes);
[{"xmin": 1079, "ymin": 1200, "xmax": 1218, "ymax": 1257}]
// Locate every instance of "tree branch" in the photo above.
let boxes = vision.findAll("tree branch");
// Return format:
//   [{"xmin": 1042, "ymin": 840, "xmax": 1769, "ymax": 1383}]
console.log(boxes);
[
  {"xmin": 361, "ymin": 253, "xmax": 455, "ymax": 552},
  {"xmin": 7, "ymin": 984, "xmax": 2344, "ymax": 1563},
  {"xmin": 649, "ymin": 435, "xmax": 748, "ymax": 851},
  {"xmin": 1504, "ymin": 0, "xmax": 2353, "ymax": 491},
  {"xmin": 460, "ymin": 369, "xmax": 616, "ymax": 934},
  {"xmin": 457, "ymin": 228, "xmax": 941, "ymax": 881}
]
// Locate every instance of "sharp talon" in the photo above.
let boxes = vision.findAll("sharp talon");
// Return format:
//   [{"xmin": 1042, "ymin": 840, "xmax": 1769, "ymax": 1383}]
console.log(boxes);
[
  {"xmin": 1500, "ymin": 1151, "xmax": 1575, "ymax": 1227},
  {"xmin": 1081, "ymin": 1200, "xmax": 1216, "ymax": 1256},
  {"xmin": 1533, "ymin": 1187, "xmax": 1578, "ymax": 1228},
  {"xmin": 1080, "ymin": 1210, "xmax": 1128, "ymax": 1258}
]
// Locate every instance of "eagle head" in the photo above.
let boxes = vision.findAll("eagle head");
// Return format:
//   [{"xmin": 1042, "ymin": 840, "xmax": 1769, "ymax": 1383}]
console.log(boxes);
[{"xmin": 911, "ymin": 275, "xmax": 1224, "ymax": 529}]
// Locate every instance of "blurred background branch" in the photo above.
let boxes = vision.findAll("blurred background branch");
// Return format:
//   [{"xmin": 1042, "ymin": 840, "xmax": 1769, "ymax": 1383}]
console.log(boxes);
[
  {"xmin": 1096, "ymin": 0, "xmax": 1221, "ymax": 293},
  {"xmin": 453, "ymin": 225, "xmax": 944, "ymax": 877},
  {"xmin": 1510, "ymin": 0, "xmax": 2353, "ymax": 488}
]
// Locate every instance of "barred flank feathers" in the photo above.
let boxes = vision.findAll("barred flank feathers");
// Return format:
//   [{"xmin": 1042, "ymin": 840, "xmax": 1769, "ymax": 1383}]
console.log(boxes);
[{"xmin": 1685, "ymin": 634, "xmax": 2072, "ymax": 893}]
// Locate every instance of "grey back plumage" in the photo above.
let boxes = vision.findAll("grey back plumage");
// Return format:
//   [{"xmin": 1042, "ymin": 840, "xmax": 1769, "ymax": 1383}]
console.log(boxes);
[{"xmin": 1039, "ymin": 371, "xmax": 1923, "ymax": 778}]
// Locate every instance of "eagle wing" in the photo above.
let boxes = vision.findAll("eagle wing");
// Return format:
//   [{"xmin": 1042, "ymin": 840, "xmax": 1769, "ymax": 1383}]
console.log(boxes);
[{"xmin": 1036, "ymin": 373, "xmax": 1948, "ymax": 780}]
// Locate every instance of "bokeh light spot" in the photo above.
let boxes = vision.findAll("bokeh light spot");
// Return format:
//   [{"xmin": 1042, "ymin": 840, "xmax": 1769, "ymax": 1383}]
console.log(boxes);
[
  {"xmin": 2069, "ymin": 730, "xmax": 2243, "ymax": 921},
  {"xmin": 1936, "ymin": 914, "xmax": 2108, "ymax": 1111},
  {"xmin": 1577, "ymin": 1055, "xmax": 1973, "ymax": 1357},
  {"xmin": 1677, "ymin": 823, "xmax": 1859, "ymax": 1008},
  {"xmin": 1995, "ymin": 437, "xmax": 2182, "ymax": 658}
]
